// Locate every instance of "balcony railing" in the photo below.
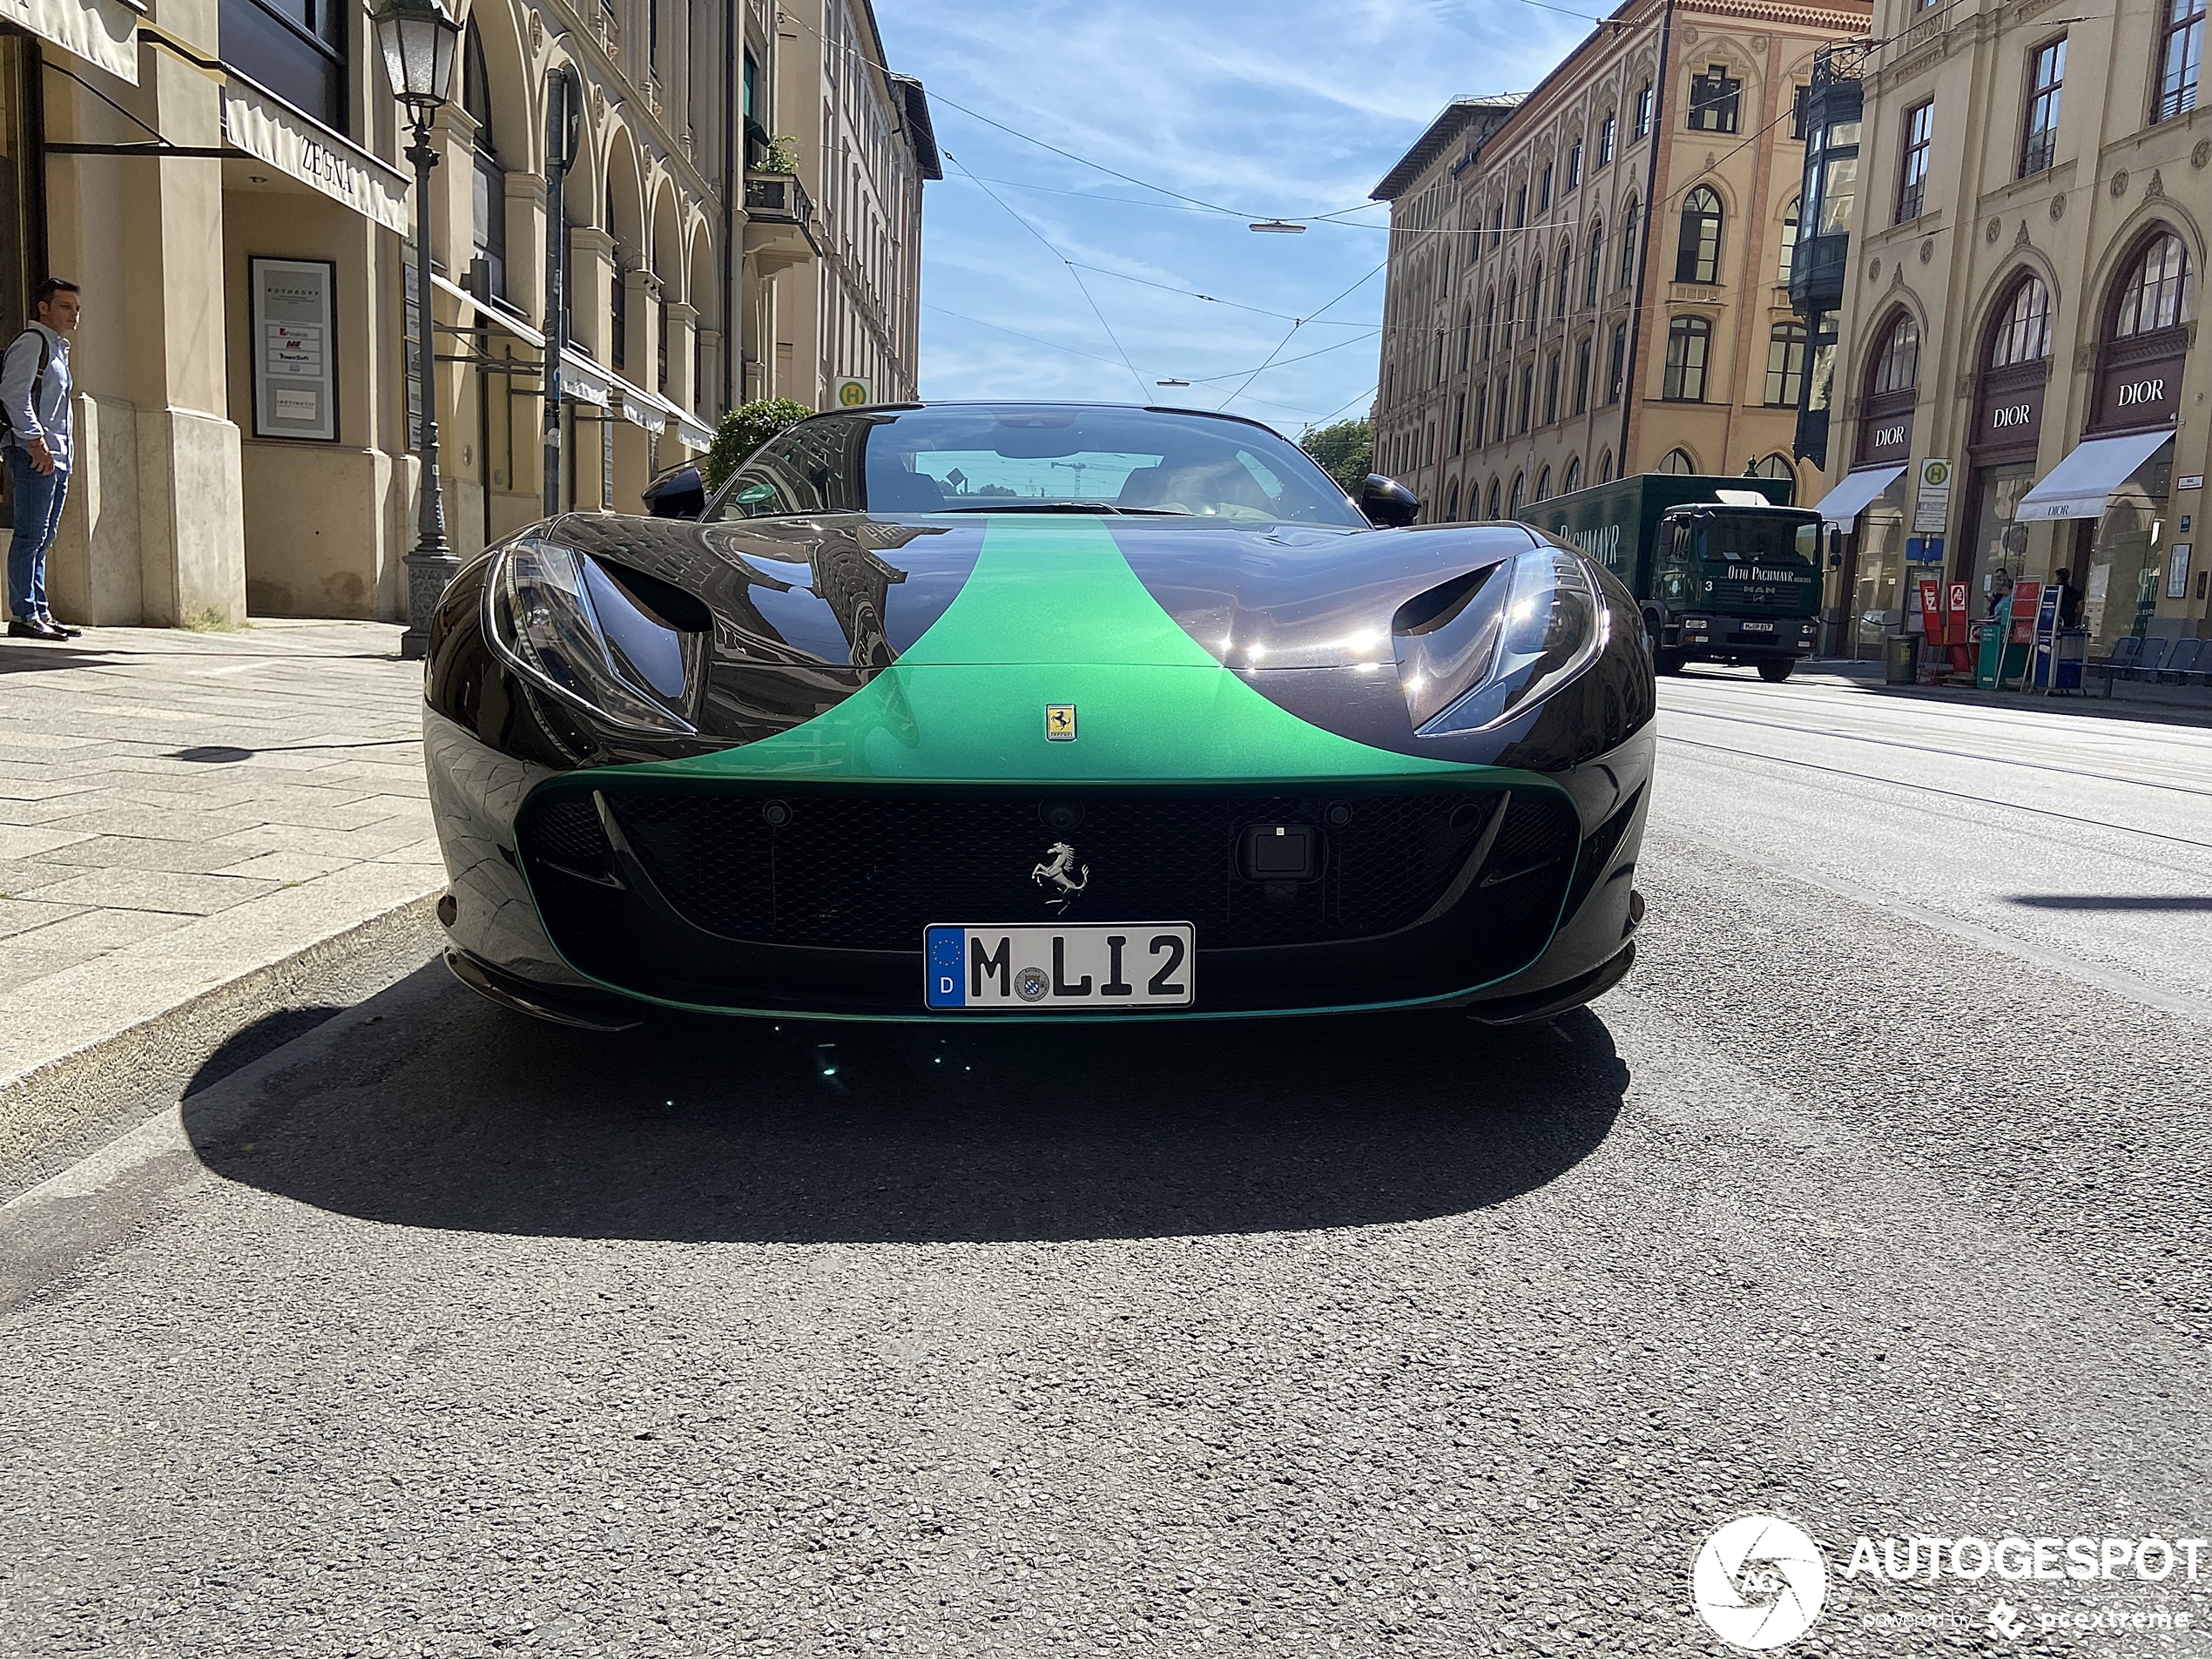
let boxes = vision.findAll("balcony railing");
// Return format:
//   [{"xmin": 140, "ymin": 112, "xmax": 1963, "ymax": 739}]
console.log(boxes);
[{"xmin": 745, "ymin": 171, "xmax": 814, "ymax": 229}]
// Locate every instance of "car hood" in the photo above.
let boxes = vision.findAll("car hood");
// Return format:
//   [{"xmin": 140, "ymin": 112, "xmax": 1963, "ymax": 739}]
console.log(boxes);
[{"xmin": 548, "ymin": 509, "xmax": 1544, "ymax": 681}]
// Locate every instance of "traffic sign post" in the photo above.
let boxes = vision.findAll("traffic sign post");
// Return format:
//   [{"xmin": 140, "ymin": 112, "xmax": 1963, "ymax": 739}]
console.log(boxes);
[{"xmin": 834, "ymin": 377, "xmax": 873, "ymax": 409}]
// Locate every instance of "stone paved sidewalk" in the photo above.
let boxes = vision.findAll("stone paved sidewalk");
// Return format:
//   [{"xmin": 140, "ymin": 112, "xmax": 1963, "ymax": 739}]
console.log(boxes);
[{"xmin": 0, "ymin": 621, "xmax": 442, "ymax": 1089}]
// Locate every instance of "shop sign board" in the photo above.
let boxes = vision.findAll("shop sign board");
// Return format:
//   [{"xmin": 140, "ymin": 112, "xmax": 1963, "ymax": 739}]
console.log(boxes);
[
  {"xmin": 2170, "ymin": 543, "xmax": 2194, "ymax": 599},
  {"xmin": 251, "ymin": 258, "xmax": 336, "ymax": 442},
  {"xmin": 1859, "ymin": 408, "xmax": 1913, "ymax": 465},
  {"xmin": 1912, "ymin": 457, "xmax": 1952, "ymax": 533},
  {"xmin": 2007, "ymin": 580, "xmax": 2043, "ymax": 645},
  {"xmin": 2089, "ymin": 345, "xmax": 2187, "ymax": 434}
]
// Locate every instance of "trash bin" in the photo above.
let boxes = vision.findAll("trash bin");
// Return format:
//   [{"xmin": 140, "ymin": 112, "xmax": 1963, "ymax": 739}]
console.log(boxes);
[{"xmin": 1883, "ymin": 632, "xmax": 1920, "ymax": 685}]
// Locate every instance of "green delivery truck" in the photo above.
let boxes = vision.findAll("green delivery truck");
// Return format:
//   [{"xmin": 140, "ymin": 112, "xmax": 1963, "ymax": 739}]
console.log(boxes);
[{"xmin": 1532, "ymin": 473, "xmax": 1824, "ymax": 681}]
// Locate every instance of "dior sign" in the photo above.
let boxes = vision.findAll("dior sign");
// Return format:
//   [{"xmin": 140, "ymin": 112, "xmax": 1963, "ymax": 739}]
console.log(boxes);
[
  {"xmin": 2091, "ymin": 346, "xmax": 2186, "ymax": 432},
  {"xmin": 2117, "ymin": 378, "xmax": 2166, "ymax": 408},
  {"xmin": 1992, "ymin": 404, "xmax": 2033, "ymax": 428}
]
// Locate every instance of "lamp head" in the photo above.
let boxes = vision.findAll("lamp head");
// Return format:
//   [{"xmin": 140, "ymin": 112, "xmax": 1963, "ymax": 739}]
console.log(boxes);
[{"xmin": 373, "ymin": 0, "xmax": 462, "ymax": 114}]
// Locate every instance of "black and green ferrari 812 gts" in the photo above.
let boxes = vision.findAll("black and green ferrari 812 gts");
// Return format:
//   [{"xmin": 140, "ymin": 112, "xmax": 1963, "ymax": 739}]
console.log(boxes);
[{"xmin": 423, "ymin": 403, "xmax": 1652, "ymax": 1028}]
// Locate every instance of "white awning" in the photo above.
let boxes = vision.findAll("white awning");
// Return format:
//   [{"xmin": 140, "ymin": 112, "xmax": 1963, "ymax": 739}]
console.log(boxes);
[
  {"xmin": 1811, "ymin": 465, "xmax": 1905, "ymax": 527},
  {"xmin": 2015, "ymin": 430, "xmax": 2174, "ymax": 522},
  {"xmin": 559, "ymin": 352, "xmax": 610, "ymax": 408},
  {"xmin": 0, "ymin": 0, "xmax": 138, "ymax": 80},
  {"xmin": 672, "ymin": 413, "xmax": 714, "ymax": 451},
  {"xmin": 427, "ymin": 272, "xmax": 549, "ymax": 349},
  {"xmin": 221, "ymin": 72, "xmax": 409, "ymax": 233},
  {"xmin": 610, "ymin": 374, "xmax": 666, "ymax": 433}
]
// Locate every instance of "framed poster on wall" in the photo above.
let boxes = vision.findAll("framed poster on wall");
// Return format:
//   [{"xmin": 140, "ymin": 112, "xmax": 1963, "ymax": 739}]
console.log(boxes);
[{"xmin": 250, "ymin": 257, "xmax": 337, "ymax": 442}]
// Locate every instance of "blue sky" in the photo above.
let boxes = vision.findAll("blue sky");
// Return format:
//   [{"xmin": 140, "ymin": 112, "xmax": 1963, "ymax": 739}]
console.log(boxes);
[{"xmin": 873, "ymin": 0, "xmax": 1592, "ymax": 437}]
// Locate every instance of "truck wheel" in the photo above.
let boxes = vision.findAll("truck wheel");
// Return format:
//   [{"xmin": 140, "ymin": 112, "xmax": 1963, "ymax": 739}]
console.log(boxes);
[
  {"xmin": 1655, "ymin": 650, "xmax": 1689, "ymax": 676},
  {"xmin": 1757, "ymin": 661, "xmax": 1795, "ymax": 683}
]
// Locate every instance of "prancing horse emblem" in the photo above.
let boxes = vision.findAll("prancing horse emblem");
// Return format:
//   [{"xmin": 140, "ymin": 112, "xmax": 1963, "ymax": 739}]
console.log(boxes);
[{"xmin": 1030, "ymin": 841, "xmax": 1089, "ymax": 911}]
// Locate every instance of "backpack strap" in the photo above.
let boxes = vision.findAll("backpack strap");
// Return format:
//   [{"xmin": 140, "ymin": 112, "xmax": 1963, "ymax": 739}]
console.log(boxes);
[{"xmin": 2, "ymin": 329, "xmax": 44, "ymax": 438}]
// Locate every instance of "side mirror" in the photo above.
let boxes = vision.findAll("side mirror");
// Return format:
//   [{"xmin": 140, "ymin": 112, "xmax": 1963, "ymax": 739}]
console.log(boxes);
[
  {"xmin": 1827, "ymin": 550, "xmax": 1844, "ymax": 569},
  {"xmin": 1359, "ymin": 473, "xmax": 1420, "ymax": 528},
  {"xmin": 642, "ymin": 462, "xmax": 706, "ymax": 520}
]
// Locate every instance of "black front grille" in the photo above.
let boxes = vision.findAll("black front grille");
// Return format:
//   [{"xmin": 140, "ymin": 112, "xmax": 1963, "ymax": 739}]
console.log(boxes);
[
  {"xmin": 590, "ymin": 790, "xmax": 1529, "ymax": 950},
  {"xmin": 513, "ymin": 783, "xmax": 1583, "ymax": 1014}
]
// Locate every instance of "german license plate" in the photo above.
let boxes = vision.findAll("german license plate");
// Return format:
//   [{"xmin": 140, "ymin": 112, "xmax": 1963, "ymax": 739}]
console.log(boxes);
[{"xmin": 924, "ymin": 923, "xmax": 1195, "ymax": 1009}]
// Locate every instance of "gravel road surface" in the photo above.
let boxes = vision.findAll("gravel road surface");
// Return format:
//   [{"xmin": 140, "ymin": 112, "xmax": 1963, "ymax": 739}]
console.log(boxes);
[{"xmin": 2, "ymin": 671, "xmax": 2207, "ymax": 1658}]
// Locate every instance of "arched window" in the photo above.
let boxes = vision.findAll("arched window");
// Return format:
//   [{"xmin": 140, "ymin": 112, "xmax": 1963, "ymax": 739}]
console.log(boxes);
[
  {"xmin": 2111, "ymin": 230, "xmax": 2193, "ymax": 336},
  {"xmin": 1599, "ymin": 113, "xmax": 1616, "ymax": 166},
  {"xmin": 1657, "ymin": 448, "xmax": 1696, "ymax": 475},
  {"xmin": 1529, "ymin": 260, "xmax": 1544, "ymax": 326},
  {"xmin": 1534, "ymin": 465, "xmax": 1552, "ymax": 502},
  {"xmin": 1555, "ymin": 239, "xmax": 1572, "ymax": 318},
  {"xmin": 1487, "ymin": 478, "xmax": 1502, "ymax": 518},
  {"xmin": 1433, "ymin": 328, "xmax": 1447, "ymax": 384},
  {"xmin": 1562, "ymin": 455, "xmax": 1582, "ymax": 493},
  {"xmin": 1676, "ymin": 186, "xmax": 1723, "ymax": 283},
  {"xmin": 1459, "ymin": 306, "xmax": 1474, "ymax": 370},
  {"xmin": 1446, "ymin": 477, "xmax": 1462, "ymax": 520},
  {"xmin": 1585, "ymin": 220, "xmax": 1604, "ymax": 307},
  {"xmin": 1618, "ymin": 198, "xmax": 1640, "ymax": 287},
  {"xmin": 1764, "ymin": 321, "xmax": 1807, "ymax": 406},
  {"xmin": 463, "ymin": 24, "xmax": 507, "ymax": 300},
  {"xmin": 1988, "ymin": 273, "xmax": 2053, "ymax": 366},
  {"xmin": 1503, "ymin": 276, "xmax": 1518, "ymax": 348},
  {"xmin": 1868, "ymin": 311, "xmax": 1921, "ymax": 395},
  {"xmin": 1755, "ymin": 454, "xmax": 1794, "ymax": 481},
  {"xmin": 1597, "ymin": 448, "xmax": 1616, "ymax": 483},
  {"xmin": 1481, "ymin": 288, "xmax": 1496, "ymax": 357},
  {"xmin": 1508, "ymin": 471, "xmax": 1526, "ymax": 517},
  {"xmin": 1777, "ymin": 196, "xmax": 1800, "ymax": 285},
  {"xmin": 1663, "ymin": 316, "xmax": 1711, "ymax": 401}
]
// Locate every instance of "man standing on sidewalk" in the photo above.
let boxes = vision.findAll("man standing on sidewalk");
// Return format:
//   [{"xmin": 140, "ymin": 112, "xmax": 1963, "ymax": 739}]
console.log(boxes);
[{"xmin": 3, "ymin": 279, "xmax": 82, "ymax": 641}]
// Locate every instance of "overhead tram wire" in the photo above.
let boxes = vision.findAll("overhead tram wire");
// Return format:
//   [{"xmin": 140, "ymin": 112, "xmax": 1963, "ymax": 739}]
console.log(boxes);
[
  {"xmin": 943, "ymin": 149, "xmax": 1150, "ymax": 400},
  {"xmin": 1219, "ymin": 258, "xmax": 1389, "ymax": 412},
  {"xmin": 773, "ymin": 0, "xmax": 1620, "ymax": 229}
]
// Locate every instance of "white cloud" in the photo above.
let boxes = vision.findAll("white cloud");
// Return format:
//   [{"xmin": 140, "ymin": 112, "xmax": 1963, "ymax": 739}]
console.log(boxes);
[{"xmin": 876, "ymin": 0, "xmax": 1584, "ymax": 419}]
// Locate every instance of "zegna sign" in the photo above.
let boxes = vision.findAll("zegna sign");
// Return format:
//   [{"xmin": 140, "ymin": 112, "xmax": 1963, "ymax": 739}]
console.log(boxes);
[{"xmin": 220, "ymin": 76, "xmax": 411, "ymax": 235}]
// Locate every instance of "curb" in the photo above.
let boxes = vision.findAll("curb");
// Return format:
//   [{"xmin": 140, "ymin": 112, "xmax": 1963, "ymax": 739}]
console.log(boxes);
[{"xmin": 0, "ymin": 897, "xmax": 445, "ymax": 1197}]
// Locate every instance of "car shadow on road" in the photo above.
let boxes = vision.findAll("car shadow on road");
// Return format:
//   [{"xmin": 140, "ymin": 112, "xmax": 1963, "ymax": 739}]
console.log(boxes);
[{"xmin": 180, "ymin": 965, "xmax": 1629, "ymax": 1244}]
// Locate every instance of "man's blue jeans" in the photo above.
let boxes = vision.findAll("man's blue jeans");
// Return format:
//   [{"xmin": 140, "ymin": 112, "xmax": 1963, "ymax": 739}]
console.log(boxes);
[{"xmin": 7, "ymin": 447, "xmax": 68, "ymax": 622}]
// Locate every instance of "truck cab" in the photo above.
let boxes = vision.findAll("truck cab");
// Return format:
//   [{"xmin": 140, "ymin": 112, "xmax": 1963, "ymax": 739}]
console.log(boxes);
[{"xmin": 1649, "ymin": 501, "xmax": 1823, "ymax": 680}]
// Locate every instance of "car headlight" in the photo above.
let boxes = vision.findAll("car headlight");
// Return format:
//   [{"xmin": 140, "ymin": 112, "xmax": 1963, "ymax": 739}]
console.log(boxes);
[
  {"xmin": 1405, "ymin": 547, "xmax": 1608, "ymax": 736},
  {"xmin": 485, "ymin": 540, "xmax": 698, "ymax": 735}
]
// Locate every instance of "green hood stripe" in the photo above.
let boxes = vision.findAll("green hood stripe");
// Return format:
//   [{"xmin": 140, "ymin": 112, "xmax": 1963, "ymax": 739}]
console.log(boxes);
[{"xmin": 604, "ymin": 515, "xmax": 1481, "ymax": 784}]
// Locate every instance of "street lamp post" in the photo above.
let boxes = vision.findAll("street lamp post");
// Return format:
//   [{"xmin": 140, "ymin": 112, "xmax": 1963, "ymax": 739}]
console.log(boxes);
[{"xmin": 374, "ymin": 0, "xmax": 462, "ymax": 663}]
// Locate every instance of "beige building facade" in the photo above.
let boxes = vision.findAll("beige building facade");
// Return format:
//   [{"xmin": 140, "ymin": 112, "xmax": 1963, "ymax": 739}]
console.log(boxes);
[
  {"xmin": 1824, "ymin": 0, "xmax": 2211, "ymax": 658},
  {"xmin": 1372, "ymin": 0, "xmax": 1869, "ymax": 524},
  {"xmin": 745, "ymin": 0, "xmax": 934, "ymax": 409},
  {"xmin": 7, "ymin": 0, "xmax": 930, "ymax": 628}
]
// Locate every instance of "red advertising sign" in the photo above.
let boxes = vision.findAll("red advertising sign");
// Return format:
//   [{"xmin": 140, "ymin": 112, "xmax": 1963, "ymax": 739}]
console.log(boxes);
[
  {"xmin": 1917, "ymin": 578, "xmax": 1943, "ymax": 642},
  {"xmin": 2008, "ymin": 581, "xmax": 2043, "ymax": 644}
]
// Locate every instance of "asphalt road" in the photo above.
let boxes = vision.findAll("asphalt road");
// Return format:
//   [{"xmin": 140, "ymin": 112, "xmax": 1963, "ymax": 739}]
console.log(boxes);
[{"xmin": 2, "ymin": 671, "xmax": 2208, "ymax": 1658}]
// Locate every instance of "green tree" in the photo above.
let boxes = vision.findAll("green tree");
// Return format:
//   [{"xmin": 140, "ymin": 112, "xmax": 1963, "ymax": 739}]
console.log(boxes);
[
  {"xmin": 1299, "ymin": 418, "xmax": 1373, "ymax": 494},
  {"xmin": 704, "ymin": 397, "xmax": 815, "ymax": 489}
]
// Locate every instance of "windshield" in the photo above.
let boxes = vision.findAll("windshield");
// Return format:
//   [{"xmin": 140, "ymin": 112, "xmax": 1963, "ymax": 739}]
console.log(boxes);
[
  {"xmin": 1695, "ymin": 513, "xmax": 1820, "ymax": 566},
  {"xmin": 707, "ymin": 406, "xmax": 1367, "ymax": 527}
]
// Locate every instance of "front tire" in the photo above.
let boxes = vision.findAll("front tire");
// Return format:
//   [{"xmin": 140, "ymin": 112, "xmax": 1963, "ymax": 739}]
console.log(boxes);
[
  {"xmin": 1757, "ymin": 661, "xmax": 1795, "ymax": 683},
  {"xmin": 1655, "ymin": 650, "xmax": 1689, "ymax": 675}
]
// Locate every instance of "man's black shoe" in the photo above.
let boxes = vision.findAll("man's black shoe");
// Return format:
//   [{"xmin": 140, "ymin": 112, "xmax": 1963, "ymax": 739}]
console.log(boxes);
[
  {"xmin": 6, "ymin": 617, "xmax": 65, "ymax": 640},
  {"xmin": 39, "ymin": 617, "xmax": 81, "ymax": 638}
]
